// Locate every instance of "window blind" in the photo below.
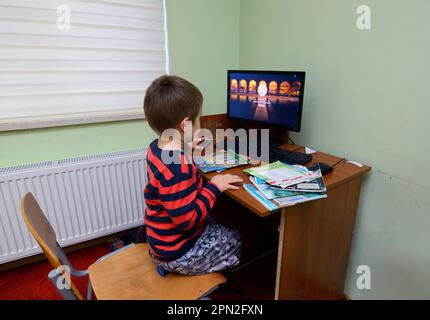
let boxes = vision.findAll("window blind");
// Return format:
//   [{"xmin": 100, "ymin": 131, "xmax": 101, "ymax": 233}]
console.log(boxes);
[{"xmin": 0, "ymin": 0, "xmax": 168, "ymax": 130}]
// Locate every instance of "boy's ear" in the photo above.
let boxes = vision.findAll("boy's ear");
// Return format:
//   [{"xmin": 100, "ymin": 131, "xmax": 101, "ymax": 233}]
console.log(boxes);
[{"xmin": 178, "ymin": 117, "xmax": 190, "ymax": 133}]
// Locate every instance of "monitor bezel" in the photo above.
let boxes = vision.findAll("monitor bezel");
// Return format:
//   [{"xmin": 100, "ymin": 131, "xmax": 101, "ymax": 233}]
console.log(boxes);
[{"xmin": 227, "ymin": 70, "xmax": 306, "ymax": 132}]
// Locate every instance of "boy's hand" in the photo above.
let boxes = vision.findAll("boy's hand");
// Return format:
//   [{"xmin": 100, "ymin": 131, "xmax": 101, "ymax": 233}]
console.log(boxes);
[{"xmin": 211, "ymin": 174, "xmax": 243, "ymax": 192}]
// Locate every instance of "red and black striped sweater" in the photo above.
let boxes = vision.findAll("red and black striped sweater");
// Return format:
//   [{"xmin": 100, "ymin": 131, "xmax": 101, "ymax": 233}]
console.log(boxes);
[{"xmin": 144, "ymin": 139, "xmax": 221, "ymax": 261}]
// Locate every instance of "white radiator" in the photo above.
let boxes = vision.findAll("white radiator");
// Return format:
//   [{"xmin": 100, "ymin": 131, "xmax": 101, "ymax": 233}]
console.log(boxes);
[{"xmin": 0, "ymin": 149, "xmax": 147, "ymax": 264}]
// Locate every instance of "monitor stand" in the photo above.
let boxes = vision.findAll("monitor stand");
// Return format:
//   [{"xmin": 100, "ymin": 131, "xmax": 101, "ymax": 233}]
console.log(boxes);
[{"xmin": 259, "ymin": 125, "xmax": 289, "ymax": 147}]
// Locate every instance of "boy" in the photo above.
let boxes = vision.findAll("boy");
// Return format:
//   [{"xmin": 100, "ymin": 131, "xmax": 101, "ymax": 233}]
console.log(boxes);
[{"xmin": 143, "ymin": 75, "xmax": 243, "ymax": 275}]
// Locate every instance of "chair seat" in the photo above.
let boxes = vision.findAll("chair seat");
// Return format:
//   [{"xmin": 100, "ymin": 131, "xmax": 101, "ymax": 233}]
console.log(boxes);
[{"xmin": 88, "ymin": 243, "xmax": 227, "ymax": 300}]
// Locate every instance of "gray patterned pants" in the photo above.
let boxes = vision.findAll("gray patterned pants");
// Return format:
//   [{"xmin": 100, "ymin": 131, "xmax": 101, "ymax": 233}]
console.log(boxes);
[{"xmin": 156, "ymin": 218, "xmax": 241, "ymax": 275}]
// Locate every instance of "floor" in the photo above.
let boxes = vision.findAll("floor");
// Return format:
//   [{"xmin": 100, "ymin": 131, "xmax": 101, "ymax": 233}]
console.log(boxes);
[
  {"xmin": 0, "ymin": 243, "xmax": 111, "ymax": 300},
  {"xmin": 0, "ymin": 196, "xmax": 279, "ymax": 300}
]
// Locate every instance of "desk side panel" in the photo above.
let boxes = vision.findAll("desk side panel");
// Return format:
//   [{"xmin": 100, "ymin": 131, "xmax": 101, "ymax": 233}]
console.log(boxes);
[{"xmin": 277, "ymin": 176, "xmax": 363, "ymax": 299}]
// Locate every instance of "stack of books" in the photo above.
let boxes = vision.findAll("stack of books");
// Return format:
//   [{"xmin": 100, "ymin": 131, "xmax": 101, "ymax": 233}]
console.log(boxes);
[{"xmin": 243, "ymin": 161, "xmax": 327, "ymax": 211}]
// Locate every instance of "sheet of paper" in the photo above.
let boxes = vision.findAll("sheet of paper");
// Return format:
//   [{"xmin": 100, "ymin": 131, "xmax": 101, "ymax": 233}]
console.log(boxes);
[
  {"xmin": 305, "ymin": 147, "xmax": 316, "ymax": 154},
  {"xmin": 347, "ymin": 160, "xmax": 364, "ymax": 167}
]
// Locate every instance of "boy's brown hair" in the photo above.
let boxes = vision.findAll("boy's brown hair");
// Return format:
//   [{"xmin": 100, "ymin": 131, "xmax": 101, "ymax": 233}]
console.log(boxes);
[{"xmin": 144, "ymin": 75, "xmax": 203, "ymax": 134}]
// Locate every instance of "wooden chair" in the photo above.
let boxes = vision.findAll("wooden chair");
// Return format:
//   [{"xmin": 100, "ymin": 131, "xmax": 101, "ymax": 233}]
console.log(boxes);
[{"xmin": 20, "ymin": 192, "xmax": 226, "ymax": 300}]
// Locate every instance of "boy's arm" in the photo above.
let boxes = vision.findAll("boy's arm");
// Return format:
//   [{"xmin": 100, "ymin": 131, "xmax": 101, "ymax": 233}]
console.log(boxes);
[{"xmin": 159, "ymin": 173, "xmax": 221, "ymax": 231}]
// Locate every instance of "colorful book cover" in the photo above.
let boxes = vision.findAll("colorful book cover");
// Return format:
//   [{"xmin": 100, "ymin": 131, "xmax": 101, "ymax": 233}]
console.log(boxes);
[
  {"xmin": 249, "ymin": 176, "xmax": 301, "ymax": 200},
  {"xmin": 243, "ymin": 184, "xmax": 279, "ymax": 211},
  {"xmin": 244, "ymin": 161, "xmax": 318, "ymax": 188},
  {"xmin": 196, "ymin": 149, "xmax": 249, "ymax": 173},
  {"xmin": 270, "ymin": 168, "xmax": 327, "ymax": 193}
]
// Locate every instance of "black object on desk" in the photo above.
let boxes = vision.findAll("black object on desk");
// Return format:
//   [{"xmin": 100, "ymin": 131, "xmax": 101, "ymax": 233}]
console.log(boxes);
[
  {"xmin": 308, "ymin": 162, "xmax": 333, "ymax": 175},
  {"xmin": 269, "ymin": 148, "xmax": 312, "ymax": 165},
  {"xmin": 228, "ymin": 137, "xmax": 312, "ymax": 165}
]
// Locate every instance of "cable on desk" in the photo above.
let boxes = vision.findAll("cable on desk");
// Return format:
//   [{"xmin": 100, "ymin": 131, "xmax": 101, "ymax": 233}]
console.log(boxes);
[
  {"xmin": 288, "ymin": 136, "xmax": 296, "ymax": 145},
  {"xmin": 332, "ymin": 158, "xmax": 346, "ymax": 167}
]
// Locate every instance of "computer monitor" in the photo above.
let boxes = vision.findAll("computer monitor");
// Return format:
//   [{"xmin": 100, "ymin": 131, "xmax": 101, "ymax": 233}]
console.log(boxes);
[{"xmin": 227, "ymin": 70, "xmax": 306, "ymax": 132}]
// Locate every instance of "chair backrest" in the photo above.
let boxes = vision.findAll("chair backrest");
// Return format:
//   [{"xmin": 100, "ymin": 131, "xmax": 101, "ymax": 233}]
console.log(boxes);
[{"xmin": 20, "ymin": 192, "xmax": 84, "ymax": 300}]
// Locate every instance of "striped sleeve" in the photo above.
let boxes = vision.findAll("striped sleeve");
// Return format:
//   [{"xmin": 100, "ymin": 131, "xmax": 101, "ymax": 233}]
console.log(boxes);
[{"xmin": 159, "ymin": 170, "xmax": 221, "ymax": 231}]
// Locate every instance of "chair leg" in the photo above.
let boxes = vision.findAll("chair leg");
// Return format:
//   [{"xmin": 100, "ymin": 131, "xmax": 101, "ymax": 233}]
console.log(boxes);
[
  {"xmin": 48, "ymin": 269, "xmax": 77, "ymax": 300},
  {"xmin": 87, "ymin": 279, "xmax": 93, "ymax": 300}
]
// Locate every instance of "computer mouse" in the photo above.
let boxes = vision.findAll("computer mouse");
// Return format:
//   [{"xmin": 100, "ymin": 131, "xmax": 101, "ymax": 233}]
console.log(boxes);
[{"xmin": 307, "ymin": 162, "xmax": 333, "ymax": 175}]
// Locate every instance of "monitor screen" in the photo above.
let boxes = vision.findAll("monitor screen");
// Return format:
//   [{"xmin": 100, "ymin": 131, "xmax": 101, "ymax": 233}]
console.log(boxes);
[{"xmin": 227, "ymin": 70, "xmax": 305, "ymax": 132}]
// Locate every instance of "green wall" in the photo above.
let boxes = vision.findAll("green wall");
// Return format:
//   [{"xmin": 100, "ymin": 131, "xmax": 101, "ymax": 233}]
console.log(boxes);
[
  {"xmin": 240, "ymin": 0, "xmax": 430, "ymax": 299},
  {"xmin": 0, "ymin": 0, "xmax": 240, "ymax": 167},
  {"xmin": 168, "ymin": 0, "xmax": 240, "ymax": 115}
]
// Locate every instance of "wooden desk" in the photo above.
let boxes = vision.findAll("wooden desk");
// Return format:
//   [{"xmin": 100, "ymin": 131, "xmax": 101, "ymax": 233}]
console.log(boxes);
[{"xmin": 204, "ymin": 143, "xmax": 370, "ymax": 299}]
